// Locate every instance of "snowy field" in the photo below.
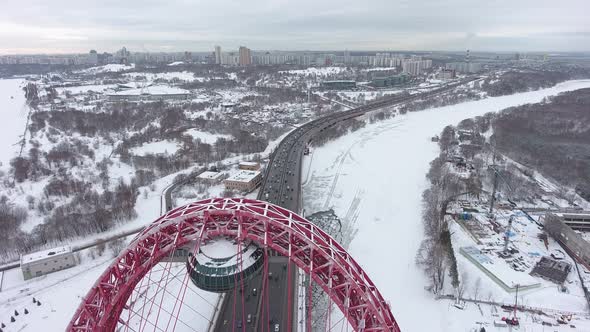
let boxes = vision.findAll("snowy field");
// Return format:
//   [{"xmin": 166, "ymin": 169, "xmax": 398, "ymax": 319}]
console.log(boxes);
[
  {"xmin": 183, "ymin": 129, "xmax": 232, "ymax": 144},
  {"xmin": 302, "ymin": 80, "xmax": 590, "ymax": 331},
  {"xmin": 0, "ymin": 79, "xmax": 28, "ymax": 172},
  {"xmin": 131, "ymin": 140, "xmax": 181, "ymax": 156}
]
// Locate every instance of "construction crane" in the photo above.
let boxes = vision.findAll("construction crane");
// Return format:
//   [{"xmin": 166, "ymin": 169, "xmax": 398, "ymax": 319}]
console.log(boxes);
[
  {"xmin": 503, "ymin": 215, "xmax": 515, "ymax": 254},
  {"xmin": 505, "ymin": 284, "xmax": 520, "ymax": 326},
  {"xmin": 488, "ymin": 164, "xmax": 513, "ymax": 214}
]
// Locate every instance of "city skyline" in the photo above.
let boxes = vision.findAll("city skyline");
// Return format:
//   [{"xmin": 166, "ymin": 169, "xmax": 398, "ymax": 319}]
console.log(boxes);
[{"xmin": 1, "ymin": 0, "xmax": 589, "ymax": 55}]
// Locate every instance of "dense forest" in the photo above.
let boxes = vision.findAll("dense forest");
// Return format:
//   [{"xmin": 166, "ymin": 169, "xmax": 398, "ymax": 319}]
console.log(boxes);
[{"xmin": 492, "ymin": 88, "xmax": 590, "ymax": 200}]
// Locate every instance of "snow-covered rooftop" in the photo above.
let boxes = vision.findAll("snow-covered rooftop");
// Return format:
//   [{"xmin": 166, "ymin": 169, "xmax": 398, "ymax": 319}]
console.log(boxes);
[
  {"xmin": 21, "ymin": 246, "xmax": 72, "ymax": 265},
  {"xmin": 239, "ymin": 161, "xmax": 259, "ymax": 167},
  {"xmin": 197, "ymin": 171, "xmax": 223, "ymax": 180},
  {"xmin": 77, "ymin": 63, "xmax": 135, "ymax": 74},
  {"xmin": 226, "ymin": 170, "xmax": 260, "ymax": 182},
  {"xmin": 107, "ymin": 85, "xmax": 190, "ymax": 96},
  {"xmin": 190, "ymin": 238, "xmax": 261, "ymax": 272}
]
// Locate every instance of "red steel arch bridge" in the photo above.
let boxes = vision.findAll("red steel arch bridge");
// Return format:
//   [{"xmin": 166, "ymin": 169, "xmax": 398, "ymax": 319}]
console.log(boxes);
[{"xmin": 68, "ymin": 198, "xmax": 400, "ymax": 332}]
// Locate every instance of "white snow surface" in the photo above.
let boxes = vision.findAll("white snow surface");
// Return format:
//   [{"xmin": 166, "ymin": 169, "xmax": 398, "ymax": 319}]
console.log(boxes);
[
  {"xmin": 55, "ymin": 84, "xmax": 117, "ymax": 95},
  {"xmin": 77, "ymin": 63, "xmax": 135, "ymax": 74},
  {"xmin": 302, "ymin": 80, "xmax": 590, "ymax": 331},
  {"xmin": 0, "ymin": 78, "xmax": 28, "ymax": 172},
  {"xmin": 130, "ymin": 140, "xmax": 180, "ymax": 156},
  {"xmin": 108, "ymin": 85, "xmax": 190, "ymax": 96},
  {"xmin": 183, "ymin": 128, "xmax": 232, "ymax": 144},
  {"xmin": 123, "ymin": 71, "xmax": 204, "ymax": 82}
]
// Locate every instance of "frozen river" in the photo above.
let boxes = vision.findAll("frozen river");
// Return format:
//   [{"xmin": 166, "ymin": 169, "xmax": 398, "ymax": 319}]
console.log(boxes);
[{"xmin": 0, "ymin": 78, "xmax": 28, "ymax": 172}]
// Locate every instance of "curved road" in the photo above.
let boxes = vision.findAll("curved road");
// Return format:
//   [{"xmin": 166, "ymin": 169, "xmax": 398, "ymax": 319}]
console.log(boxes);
[{"xmin": 214, "ymin": 77, "xmax": 479, "ymax": 331}]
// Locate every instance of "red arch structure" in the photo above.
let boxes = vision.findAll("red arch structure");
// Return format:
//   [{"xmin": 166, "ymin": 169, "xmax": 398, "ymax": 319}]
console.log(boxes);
[{"xmin": 68, "ymin": 198, "xmax": 400, "ymax": 331}]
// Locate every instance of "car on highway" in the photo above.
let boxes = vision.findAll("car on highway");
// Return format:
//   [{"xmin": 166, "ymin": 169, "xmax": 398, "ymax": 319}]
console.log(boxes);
[{"xmin": 274, "ymin": 323, "xmax": 280, "ymax": 331}]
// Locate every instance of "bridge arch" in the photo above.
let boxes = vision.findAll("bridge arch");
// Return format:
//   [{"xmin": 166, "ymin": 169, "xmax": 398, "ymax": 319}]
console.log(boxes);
[{"xmin": 68, "ymin": 198, "xmax": 400, "ymax": 331}]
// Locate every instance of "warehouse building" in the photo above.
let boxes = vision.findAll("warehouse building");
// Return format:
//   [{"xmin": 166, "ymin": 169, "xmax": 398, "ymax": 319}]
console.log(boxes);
[
  {"xmin": 224, "ymin": 170, "xmax": 262, "ymax": 191},
  {"xmin": 371, "ymin": 74, "xmax": 409, "ymax": 88},
  {"xmin": 21, "ymin": 246, "xmax": 78, "ymax": 280},
  {"xmin": 544, "ymin": 213, "xmax": 590, "ymax": 270},
  {"xmin": 238, "ymin": 161, "xmax": 261, "ymax": 171},
  {"xmin": 319, "ymin": 80, "xmax": 357, "ymax": 90}
]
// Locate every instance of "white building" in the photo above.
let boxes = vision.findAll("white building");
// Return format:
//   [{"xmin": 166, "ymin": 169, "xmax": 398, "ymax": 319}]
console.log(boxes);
[
  {"xmin": 402, "ymin": 59, "xmax": 432, "ymax": 76},
  {"xmin": 224, "ymin": 170, "xmax": 262, "ymax": 191},
  {"xmin": 197, "ymin": 171, "xmax": 224, "ymax": 183},
  {"xmin": 21, "ymin": 246, "xmax": 78, "ymax": 280},
  {"xmin": 221, "ymin": 53, "xmax": 239, "ymax": 66}
]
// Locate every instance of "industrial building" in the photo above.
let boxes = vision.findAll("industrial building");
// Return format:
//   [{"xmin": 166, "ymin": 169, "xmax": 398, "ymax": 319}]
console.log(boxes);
[
  {"xmin": 530, "ymin": 256, "xmax": 571, "ymax": 284},
  {"xmin": 560, "ymin": 212, "xmax": 590, "ymax": 231},
  {"xmin": 238, "ymin": 161, "xmax": 261, "ymax": 171},
  {"xmin": 106, "ymin": 85, "xmax": 191, "ymax": 102},
  {"xmin": 544, "ymin": 213, "xmax": 590, "ymax": 270},
  {"xmin": 371, "ymin": 74, "xmax": 409, "ymax": 88},
  {"xmin": 320, "ymin": 80, "xmax": 357, "ymax": 90},
  {"xmin": 224, "ymin": 170, "xmax": 262, "ymax": 191},
  {"xmin": 21, "ymin": 246, "xmax": 78, "ymax": 280}
]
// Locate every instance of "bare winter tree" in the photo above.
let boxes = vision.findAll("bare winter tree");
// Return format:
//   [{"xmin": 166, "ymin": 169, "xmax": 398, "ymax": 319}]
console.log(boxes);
[
  {"xmin": 457, "ymin": 271, "xmax": 468, "ymax": 300},
  {"xmin": 109, "ymin": 238, "xmax": 126, "ymax": 258},
  {"xmin": 416, "ymin": 238, "xmax": 446, "ymax": 294},
  {"xmin": 473, "ymin": 277, "xmax": 482, "ymax": 301}
]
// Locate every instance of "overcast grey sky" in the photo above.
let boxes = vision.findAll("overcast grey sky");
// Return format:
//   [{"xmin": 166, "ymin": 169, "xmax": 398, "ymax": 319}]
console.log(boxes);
[{"xmin": 1, "ymin": 0, "xmax": 589, "ymax": 54}]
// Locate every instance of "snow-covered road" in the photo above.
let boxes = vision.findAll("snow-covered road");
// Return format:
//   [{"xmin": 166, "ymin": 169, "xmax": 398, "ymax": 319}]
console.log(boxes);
[{"xmin": 302, "ymin": 80, "xmax": 590, "ymax": 331}]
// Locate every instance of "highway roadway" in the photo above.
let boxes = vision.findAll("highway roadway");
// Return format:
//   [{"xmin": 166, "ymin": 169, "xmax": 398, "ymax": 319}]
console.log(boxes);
[{"xmin": 213, "ymin": 77, "xmax": 480, "ymax": 331}]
